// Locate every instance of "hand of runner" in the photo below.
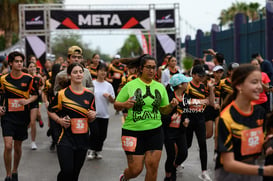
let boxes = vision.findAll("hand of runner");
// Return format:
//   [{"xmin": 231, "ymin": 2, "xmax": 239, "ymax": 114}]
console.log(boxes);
[
  {"xmin": 202, "ymin": 99, "xmax": 209, "ymax": 105},
  {"xmin": 265, "ymin": 147, "xmax": 273, "ymax": 156},
  {"xmin": 170, "ymin": 98, "xmax": 179, "ymax": 108},
  {"xmin": 60, "ymin": 116, "xmax": 71, "ymax": 128},
  {"xmin": 214, "ymin": 104, "xmax": 220, "ymax": 110},
  {"xmin": 103, "ymin": 93, "xmax": 110, "ymax": 98},
  {"xmin": 265, "ymin": 165, "xmax": 273, "ymax": 176},
  {"xmin": 0, "ymin": 106, "xmax": 5, "ymax": 116},
  {"xmin": 18, "ymin": 99, "xmax": 28, "ymax": 106},
  {"xmin": 207, "ymin": 79, "xmax": 215, "ymax": 90},
  {"xmin": 87, "ymin": 109, "xmax": 96, "ymax": 122},
  {"xmin": 183, "ymin": 118, "xmax": 190, "ymax": 127},
  {"xmin": 124, "ymin": 96, "xmax": 136, "ymax": 109}
]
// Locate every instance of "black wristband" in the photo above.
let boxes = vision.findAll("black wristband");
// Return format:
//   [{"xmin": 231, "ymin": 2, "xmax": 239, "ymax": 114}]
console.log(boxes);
[{"xmin": 258, "ymin": 165, "xmax": 264, "ymax": 176}]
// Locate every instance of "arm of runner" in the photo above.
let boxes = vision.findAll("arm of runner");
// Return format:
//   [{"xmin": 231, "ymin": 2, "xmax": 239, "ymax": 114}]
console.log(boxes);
[
  {"xmin": 221, "ymin": 151, "xmax": 273, "ymax": 176},
  {"xmin": 207, "ymin": 80, "xmax": 215, "ymax": 107},
  {"xmin": 47, "ymin": 111, "xmax": 71, "ymax": 128},
  {"xmin": 0, "ymin": 106, "xmax": 5, "ymax": 116},
  {"xmin": 114, "ymin": 96, "xmax": 136, "ymax": 111},
  {"xmin": 159, "ymin": 98, "xmax": 178, "ymax": 115},
  {"xmin": 87, "ymin": 109, "xmax": 96, "ymax": 122},
  {"xmin": 18, "ymin": 95, "xmax": 38, "ymax": 106},
  {"xmin": 103, "ymin": 93, "xmax": 115, "ymax": 103}
]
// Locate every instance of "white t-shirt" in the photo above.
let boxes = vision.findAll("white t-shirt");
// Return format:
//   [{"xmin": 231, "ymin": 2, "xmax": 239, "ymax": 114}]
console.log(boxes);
[
  {"xmin": 93, "ymin": 80, "xmax": 115, "ymax": 118},
  {"xmin": 161, "ymin": 68, "xmax": 181, "ymax": 86}
]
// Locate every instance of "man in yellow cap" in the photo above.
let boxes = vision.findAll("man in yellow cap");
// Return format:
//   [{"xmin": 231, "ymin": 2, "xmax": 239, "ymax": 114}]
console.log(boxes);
[{"xmin": 53, "ymin": 46, "xmax": 94, "ymax": 93}]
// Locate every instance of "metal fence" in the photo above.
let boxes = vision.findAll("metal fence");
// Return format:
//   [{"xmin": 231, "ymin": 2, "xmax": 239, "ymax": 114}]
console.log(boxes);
[{"xmin": 183, "ymin": 14, "xmax": 267, "ymax": 65}]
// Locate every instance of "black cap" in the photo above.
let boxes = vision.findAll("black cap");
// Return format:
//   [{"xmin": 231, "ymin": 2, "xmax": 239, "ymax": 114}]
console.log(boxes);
[{"xmin": 192, "ymin": 65, "xmax": 206, "ymax": 76}]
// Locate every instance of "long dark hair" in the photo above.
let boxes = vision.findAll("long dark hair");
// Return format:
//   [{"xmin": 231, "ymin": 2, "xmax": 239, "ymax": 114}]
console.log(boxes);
[
  {"xmin": 119, "ymin": 54, "xmax": 157, "ymax": 76},
  {"xmin": 59, "ymin": 62, "xmax": 84, "ymax": 88},
  {"xmin": 47, "ymin": 63, "xmax": 61, "ymax": 98},
  {"xmin": 221, "ymin": 64, "xmax": 260, "ymax": 110}
]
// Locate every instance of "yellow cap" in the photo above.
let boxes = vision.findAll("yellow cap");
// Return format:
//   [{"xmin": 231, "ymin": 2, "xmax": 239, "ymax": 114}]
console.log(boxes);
[{"xmin": 67, "ymin": 46, "xmax": 82, "ymax": 55}]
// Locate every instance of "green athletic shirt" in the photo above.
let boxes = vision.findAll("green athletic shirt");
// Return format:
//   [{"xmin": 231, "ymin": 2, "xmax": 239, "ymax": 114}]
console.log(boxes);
[{"xmin": 116, "ymin": 78, "xmax": 169, "ymax": 131}]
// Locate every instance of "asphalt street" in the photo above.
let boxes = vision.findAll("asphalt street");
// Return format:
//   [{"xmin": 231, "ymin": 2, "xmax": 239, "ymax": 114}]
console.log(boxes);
[{"xmin": 0, "ymin": 104, "xmax": 215, "ymax": 181}]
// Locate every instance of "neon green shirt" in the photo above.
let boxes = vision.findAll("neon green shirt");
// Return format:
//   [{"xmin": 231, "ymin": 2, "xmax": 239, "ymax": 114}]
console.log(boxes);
[{"xmin": 116, "ymin": 78, "xmax": 169, "ymax": 131}]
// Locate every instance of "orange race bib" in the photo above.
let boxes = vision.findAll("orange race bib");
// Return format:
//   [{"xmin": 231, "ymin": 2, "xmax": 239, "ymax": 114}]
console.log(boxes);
[
  {"xmin": 241, "ymin": 127, "xmax": 264, "ymax": 156},
  {"xmin": 121, "ymin": 136, "xmax": 137, "ymax": 152},
  {"xmin": 8, "ymin": 98, "xmax": 24, "ymax": 112},
  {"xmin": 113, "ymin": 72, "xmax": 121, "ymax": 79},
  {"xmin": 70, "ymin": 118, "xmax": 88, "ymax": 134},
  {"xmin": 169, "ymin": 113, "xmax": 181, "ymax": 128}
]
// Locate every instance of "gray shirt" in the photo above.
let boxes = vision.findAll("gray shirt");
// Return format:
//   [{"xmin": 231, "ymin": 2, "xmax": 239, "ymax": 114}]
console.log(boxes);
[{"xmin": 53, "ymin": 67, "xmax": 94, "ymax": 95}]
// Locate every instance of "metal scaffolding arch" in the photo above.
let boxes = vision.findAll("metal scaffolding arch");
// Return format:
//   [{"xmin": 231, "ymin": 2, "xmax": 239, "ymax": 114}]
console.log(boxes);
[{"xmin": 19, "ymin": 3, "xmax": 181, "ymax": 65}]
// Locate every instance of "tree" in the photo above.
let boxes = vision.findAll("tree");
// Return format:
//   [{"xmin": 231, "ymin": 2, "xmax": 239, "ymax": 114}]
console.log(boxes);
[
  {"xmin": 218, "ymin": 2, "xmax": 264, "ymax": 27},
  {"xmin": 119, "ymin": 35, "xmax": 142, "ymax": 58},
  {"xmin": 51, "ymin": 32, "xmax": 112, "ymax": 63},
  {"xmin": 0, "ymin": 0, "xmax": 61, "ymax": 50},
  {"xmin": 51, "ymin": 32, "xmax": 92, "ymax": 59}
]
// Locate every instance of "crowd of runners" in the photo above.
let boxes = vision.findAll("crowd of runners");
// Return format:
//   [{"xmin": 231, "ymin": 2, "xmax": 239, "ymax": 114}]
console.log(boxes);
[{"xmin": 0, "ymin": 46, "xmax": 273, "ymax": 181}]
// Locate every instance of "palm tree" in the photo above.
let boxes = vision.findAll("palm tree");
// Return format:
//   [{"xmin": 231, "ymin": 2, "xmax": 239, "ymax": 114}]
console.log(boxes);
[
  {"xmin": 0, "ymin": 0, "xmax": 62, "ymax": 49},
  {"xmin": 218, "ymin": 2, "xmax": 264, "ymax": 27}
]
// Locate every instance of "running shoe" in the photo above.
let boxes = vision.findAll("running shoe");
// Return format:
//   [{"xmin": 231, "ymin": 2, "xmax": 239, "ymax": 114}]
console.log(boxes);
[
  {"xmin": 31, "ymin": 142, "xmax": 37, "ymax": 150},
  {"xmin": 46, "ymin": 128, "xmax": 51, "ymax": 137},
  {"xmin": 198, "ymin": 170, "xmax": 212, "ymax": 181},
  {"xmin": 4, "ymin": 176, "xmax": 11, "ymax": 181},
  {"xmin": 164, "ymin": 177, "xmax": 171, "ymax": 181},
  {"xmin": 95, "ymin": 151, "xmax": 103, "ymax": 159},
  {"xmin": 119, "ymin": 174, "xmax": 129, "ymax": 181},
  {"xmin": 49, "ymin": 142, "xmax": 55, "ymax": 151},
  {"xmin": 87, "ymin": 150, "xmax": 96, "ymax": 160},
  {"xmin": 39, "ymin": 120, "xmax": 44, "ymax": 128},
  {"xmin": 12, "ymin": 173, "xmax": 18, "ymax": 181},
  {"xmin": 213, "ymin": 151, "xmax": 218, "ymax": 162},
  {"xmin": 177, "ymin": 163, "xmax": 184, "ymax": 173}
]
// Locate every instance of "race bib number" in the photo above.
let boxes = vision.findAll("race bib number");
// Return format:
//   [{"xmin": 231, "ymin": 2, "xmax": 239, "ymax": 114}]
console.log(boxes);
[
  {"xmin": 189, "ymin": 104, "xmax": 203, "ymax": 112},
  {"xmin": 169, "ymin": 113, "xmax": 181, "ymax": 128},
  {"xmin": 8, "ymin": 98, "xmax": 24, "ymax": 112},
  {"xmin": 113, "ymin": 72, "xmax": 121, "ymax": 79},
  {"xmin": 241, "ymin": 127, "xmax": 264, "ymax": 156},
  {"xmin": 71, "ymin": 118, "xmax": 88, "ymax": 134},
  {"xmin": 121, "ymin": 136, "xmax": 137, "ymax": 152}
]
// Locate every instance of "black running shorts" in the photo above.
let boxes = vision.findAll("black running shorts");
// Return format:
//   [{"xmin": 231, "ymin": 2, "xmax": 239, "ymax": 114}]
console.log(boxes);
[
  {"xmin": 1, "ymin": 119, "xmax": 28, "ymax": 141},
  {"xmin": 121, "ymin": 126, "xmax": 163, "ymax": 155}
]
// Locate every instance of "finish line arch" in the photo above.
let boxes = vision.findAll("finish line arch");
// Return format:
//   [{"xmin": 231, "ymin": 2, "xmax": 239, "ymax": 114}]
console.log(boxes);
[{"xmin": 19, "ymin": 3, "xmax": 181, "ymax": 66}]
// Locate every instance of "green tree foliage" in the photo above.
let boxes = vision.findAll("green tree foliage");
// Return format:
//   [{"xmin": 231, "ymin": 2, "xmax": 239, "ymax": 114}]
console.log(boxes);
[
  {"xmin": 119, "ymin": 34, "xmax": 142, "ymax": 58},
  {"xmin": 0, "ymin": 0, "xmax": 61, "ymax": 50},
  {"xmin": 218, "ymin": 2, "xmax": 264, "ymax": 27},
  {"xmin": 182, "ymin": 56, "xmax": 193, "ymax": 71},
  {"xmin": 51, "ymin": 32, "xmax": 112, "ymax": 62}
]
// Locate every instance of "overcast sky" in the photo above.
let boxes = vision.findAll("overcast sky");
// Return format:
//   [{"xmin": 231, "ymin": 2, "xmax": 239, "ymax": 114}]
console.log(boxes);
[{"xmin": 64, "ymin": 0, "xmax": 266, "ymax": 56}]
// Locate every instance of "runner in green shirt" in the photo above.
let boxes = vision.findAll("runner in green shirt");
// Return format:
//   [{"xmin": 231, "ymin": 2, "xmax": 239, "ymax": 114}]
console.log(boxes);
[{"xmin": 114, "ymin": 54, "xmax": 178, "ymax": 181}]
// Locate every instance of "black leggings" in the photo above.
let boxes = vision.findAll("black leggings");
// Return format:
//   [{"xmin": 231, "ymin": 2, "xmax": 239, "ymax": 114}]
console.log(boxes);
[
  {"xmin": 56, "ymin": 145, "xmax": 87, "ymax": 181},
  {"xmin": 186, "ymin": 115, "xmax": 207, "ymax": 171},
  {"xmin": 164, "ymin": 132, "xmax": 188, "ymax": 172},
  {"xmin": 89, "ymin": 118, "xmax": 109, "ymax": 151}
]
